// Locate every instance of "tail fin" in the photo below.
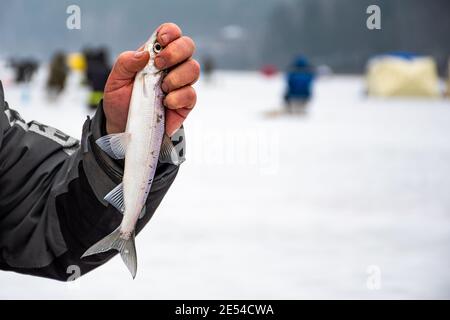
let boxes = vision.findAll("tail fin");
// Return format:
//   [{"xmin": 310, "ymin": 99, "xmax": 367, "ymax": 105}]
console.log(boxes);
[{"xmin": 81, "ymin": 227, "xmax": 137, "ymax": 279}]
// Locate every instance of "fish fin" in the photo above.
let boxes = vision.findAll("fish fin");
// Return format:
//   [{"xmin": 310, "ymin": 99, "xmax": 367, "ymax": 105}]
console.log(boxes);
[
  {"xmin": 120, "ymin": 233, "xmax": 137, "ymax": 279},
  {"xmin": 96, "ymin": 133, "xmax": 130, "ymax": 159},
  {"xmin": 81, "ymin": 227, "xmax": 121, "ymax": 257},
  {"xmin": 81, "ymin": 227, "xmax": 137, "ymax": 279},
  {"xmin": 139, "ymin": 206, "xmax": 146, "ymax": 219},
  {"xmin": 159, "ymin": 134, "xmax": 181, "ymax": 165},
  {"xmin": 104, "ymin": 182, "xmax": 125, "ymax": 213}
]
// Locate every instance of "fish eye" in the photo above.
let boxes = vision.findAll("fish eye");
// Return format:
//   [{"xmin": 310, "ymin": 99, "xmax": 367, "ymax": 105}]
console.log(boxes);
[{"xmin": 153, "ymin": 42, "xmax": 162, "ymax": 54}]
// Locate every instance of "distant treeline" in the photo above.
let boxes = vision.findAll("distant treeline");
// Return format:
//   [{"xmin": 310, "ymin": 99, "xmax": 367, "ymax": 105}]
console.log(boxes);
[
  {"xmin": 1, "ymin": 0, "xmax": 448, "ymax": 74},
  {"xmin": 261, "ymin": 0, "xmax": 450, "ymax": 74}
]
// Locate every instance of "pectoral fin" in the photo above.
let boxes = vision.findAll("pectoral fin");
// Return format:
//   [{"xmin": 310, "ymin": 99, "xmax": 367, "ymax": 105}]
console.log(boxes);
[
  {"xmin": 104, "ymin": 182, "xmax": 125, "ymax": 213},
  {"xmin": 159, "ymin": 134, "xmax": 182, "ymax": 165},
  {"xmin": 96, "ymin": 133, "xmax": 130, "ymax": 159},
  {"xmin": 139, "ymin": 206, "xmax": 146, "ymax": 219}
]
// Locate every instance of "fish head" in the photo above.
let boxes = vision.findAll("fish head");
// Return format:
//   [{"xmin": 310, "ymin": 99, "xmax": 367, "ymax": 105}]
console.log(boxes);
[{"xmin": 142, "ymin": 31, "xmax": 164, "ymax": 76}]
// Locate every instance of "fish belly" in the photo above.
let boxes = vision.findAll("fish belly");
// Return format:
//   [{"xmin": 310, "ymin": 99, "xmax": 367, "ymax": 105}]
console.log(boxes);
[{"xmin": 120, "ymin": 72, "xmax": 164, "ymax": 235}]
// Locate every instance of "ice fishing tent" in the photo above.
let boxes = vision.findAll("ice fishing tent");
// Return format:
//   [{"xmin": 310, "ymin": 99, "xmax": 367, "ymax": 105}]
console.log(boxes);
[
  {"xmin": 447, "ymin": 57, "xmax": 450, "ymax": 97},
  {"xmin": 366, "ymin": 53, "xmax": 440, "ymax": 97}
]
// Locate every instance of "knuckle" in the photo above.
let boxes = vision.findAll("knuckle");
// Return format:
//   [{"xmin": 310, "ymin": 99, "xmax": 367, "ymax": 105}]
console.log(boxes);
[
  {"xmin": 160, "ymin": 49, "xmax": 172, "ymax": 64},
  {"xmin": 190, "ymin": 60, "xmax": 201, "ymax": 78},
  {"xmin": 160, "ymin": 22, "xmax": 180, "ymax": 34},
  {"xmin": 185, "ymin": 87, "xmax": 197, "ymax": 104},
  {"xmin": 172, "ymin": 93, "xmax": 184, "ymax": 107},
  {"xmin": 115, "ymin": 51, "xmax": 133, "ymax": 74},
  {"xmin": 165, "ymin": 94, "xmax": 176, "ymax": 108},
  {"xmin": 182, "ymin": 36, "xmax": 196, "ymax": 52},
  {"xmin": 167, "ymin": 74, "xmax": 179, "ymax": 89},
  {"xmin": 118, "ymin": 51, "xmax": 128, "ymax": 60},
  {"xmin": 117, "ymin": 51, "xmax": 130, "ymax": 63}
]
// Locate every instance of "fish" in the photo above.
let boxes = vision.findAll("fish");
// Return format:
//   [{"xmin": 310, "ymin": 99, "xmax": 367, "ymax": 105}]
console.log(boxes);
[{"xmin": 81, "ymin": 30, "xmax": 182, "ymax": 279}]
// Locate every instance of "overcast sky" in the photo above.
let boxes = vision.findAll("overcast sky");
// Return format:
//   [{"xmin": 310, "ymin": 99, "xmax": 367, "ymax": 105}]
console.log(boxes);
[
  {"xmin": 0, "ymin": 0, "xmax": 277, "ymax": 67},
  {"xmin": 1, "ymin": 0, "xmax": 448, "ymax": 72}
]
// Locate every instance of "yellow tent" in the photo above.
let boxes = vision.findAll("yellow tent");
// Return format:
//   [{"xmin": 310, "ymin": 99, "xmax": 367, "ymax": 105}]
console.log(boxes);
[
  {"xmin": 447, "ymin": 57, "xmax": 450, "ymax": 97},
  {"xmin": 367, "ymin": 55, "xmax": 440, "ymax": 97}
]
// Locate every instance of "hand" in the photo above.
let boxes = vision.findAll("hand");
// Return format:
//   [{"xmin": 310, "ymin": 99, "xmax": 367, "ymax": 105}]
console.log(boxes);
[{"xmin": 103, "ymin": 23, "xmax": 199, "ymax": 136}]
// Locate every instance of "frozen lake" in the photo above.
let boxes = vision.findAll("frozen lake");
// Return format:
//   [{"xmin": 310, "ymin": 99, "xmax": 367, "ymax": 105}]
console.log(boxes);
[{"xmin": 1, "ymin": 71, "xmax": 450, "ymax": 299}]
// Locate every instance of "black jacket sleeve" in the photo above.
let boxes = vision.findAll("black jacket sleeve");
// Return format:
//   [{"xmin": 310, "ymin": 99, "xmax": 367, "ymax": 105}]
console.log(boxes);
[{"xmin": 0, "ymin": 81, "xmax": 184, "ymax": 281}]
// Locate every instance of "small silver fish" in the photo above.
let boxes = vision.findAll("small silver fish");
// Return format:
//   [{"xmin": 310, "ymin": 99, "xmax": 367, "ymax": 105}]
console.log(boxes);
[{"xmin": 81, "ymin": 30, "xmax": 181, "ymax": 278}]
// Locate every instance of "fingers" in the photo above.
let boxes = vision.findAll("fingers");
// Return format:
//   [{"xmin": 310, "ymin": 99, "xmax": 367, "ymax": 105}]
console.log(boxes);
[
  {"xmin": 155, "ymin": 23, "xmax": 198, "ymax": 136},
  {"xmin": 157, "ymin": 23, "xmax": 182, "ymax": 46},
  {"xmin": 136, "ymin": 23, "xmax": 182, "ymax": 51},
  {"xmin": 164, "ymin": 85, "xmax": 196, "ymax": 135},
  {"xmin": 104, "ymin": 23, "xmax": 198, "ymax": 137},
  {"xmin": 113, "ymin": 51, "xmax": 150, "ymax": 79},
  {"xmin": 105, "ymin": 50, "xmax": 150, "ymax": 92},
  {"xmin": 155, "ymin": 36, "xmax": 196, "ymax": 70},
  {"xmin": 164, "ymin": 86, "xmax": 197, "ymax": 136},
  {"xmin": 164, "ymin": 86, "xmax": 197, "ymax": 111},
  {"xmin": 166, "ymin": 108, "xmax": 193, "ymax": 137},
  {"xmin": 162, "ymin": 59, "xmax": 200, "ymax": 93}
]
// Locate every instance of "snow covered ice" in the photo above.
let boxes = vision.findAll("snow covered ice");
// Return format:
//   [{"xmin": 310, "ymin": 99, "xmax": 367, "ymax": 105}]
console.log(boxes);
[{"xmin": 1, "ymin": 70, "xmax": 450, "ymax": 299}]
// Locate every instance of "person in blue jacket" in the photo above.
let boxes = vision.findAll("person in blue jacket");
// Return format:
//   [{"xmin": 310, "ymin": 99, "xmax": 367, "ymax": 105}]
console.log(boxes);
[{"xmin": 284, "ymin": 55, "xmax": 315, "ymax": 114}]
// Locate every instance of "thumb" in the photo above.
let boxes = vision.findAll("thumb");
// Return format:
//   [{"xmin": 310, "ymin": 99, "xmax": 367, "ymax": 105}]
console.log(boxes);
[{"xmin": 106, "ymin": 51, "xmax": 150, "ymax": 89}]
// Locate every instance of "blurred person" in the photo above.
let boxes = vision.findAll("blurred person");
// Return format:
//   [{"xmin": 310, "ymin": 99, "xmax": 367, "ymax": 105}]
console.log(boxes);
[
  {"xmin": 202, "ymin": 55, "xmax": 215, "ymax": 83},
  {"xmin": 10, "ymin": 58, "xmax": 39, "ymax": 104},
  {"xmin": 284, "ymin": 55, "xmax": 315, "ymax": 114},
  {"xmin": 67, "ymin": 52, "xmax": 87, "ymax": 73},
  {"xmin": 0, "ymin": 23, "xmax": 200, "ymax": 281},
  {"xmin": 10, "ymin": 58, "xmax": 38, "ymax": 83},
  {"xmin": 46, "ymin": 51, "xmax": 68, "ymax": 100},
  {"xmin": 85, "ymin": 47, "xmax": 111, "ymax": 109}
]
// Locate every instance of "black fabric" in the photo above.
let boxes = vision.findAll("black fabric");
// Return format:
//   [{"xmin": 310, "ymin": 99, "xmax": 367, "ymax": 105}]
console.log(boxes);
[{"xmin": 0, "ymin": 81, "xmax": 180, "ymax": 281}]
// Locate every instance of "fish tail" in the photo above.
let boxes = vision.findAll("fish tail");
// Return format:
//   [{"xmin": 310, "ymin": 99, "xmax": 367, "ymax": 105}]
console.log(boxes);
[{"xmin": 81, "ymin": 227, "xmax": 137, "ymax": 279}]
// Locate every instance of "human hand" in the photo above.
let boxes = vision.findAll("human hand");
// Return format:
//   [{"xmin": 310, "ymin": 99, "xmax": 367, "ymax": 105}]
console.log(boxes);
[{"xmin": 103, "ymin": 23, "xmax": 199, "ymax": 136}]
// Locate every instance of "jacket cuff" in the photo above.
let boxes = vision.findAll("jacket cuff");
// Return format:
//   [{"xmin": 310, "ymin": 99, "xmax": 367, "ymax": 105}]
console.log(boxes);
[
  {"xmin": 81, "ymin": 101, "xmax": 186, "ymax": 204},
  {"xmin": 81, "ymin": 103, "xmax": 124, "ymax": 204}
]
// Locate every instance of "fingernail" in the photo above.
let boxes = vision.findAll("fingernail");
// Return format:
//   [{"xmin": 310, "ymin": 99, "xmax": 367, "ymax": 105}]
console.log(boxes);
[
  {"xmin": 134, "ymin": 51, "xmax": 145, "ymax": 58},
  {"xmin": 160, "ymin": 33, "xmax": 169, "ymax": 45},
  {"xmin": 162, "ymin": 82, "xmax": 169, "ymax": 93},
  {"xmin": 155, "ymin": 56, "xmax": 166, "ymax": 69}
]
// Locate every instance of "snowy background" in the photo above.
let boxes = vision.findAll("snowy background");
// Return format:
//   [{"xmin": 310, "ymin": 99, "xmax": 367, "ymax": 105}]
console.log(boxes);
[{"xmin": 1, "ymin": 69, "xmax": 450, "ymax": 299}]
